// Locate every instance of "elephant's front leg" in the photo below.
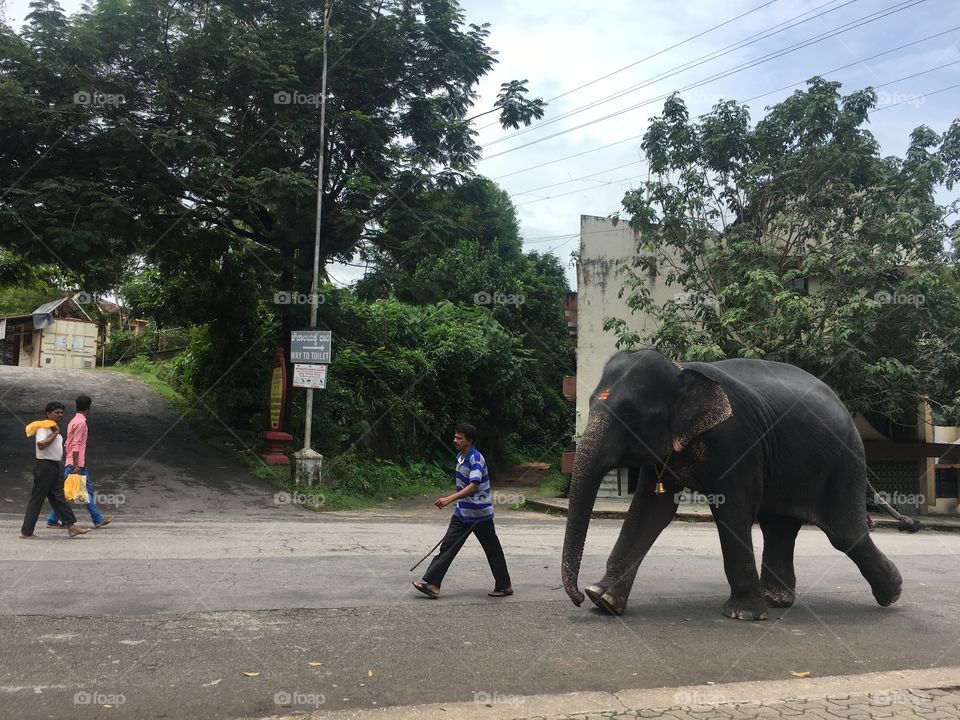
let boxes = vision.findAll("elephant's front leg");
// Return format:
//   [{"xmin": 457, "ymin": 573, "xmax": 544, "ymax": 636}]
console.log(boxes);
[
  {"xmin": 585, "ymin": 471, "xmax": 677, "ymax": 616},
  {"xmin": 713, "ymin": 502, "xmax": 768, "ymax": 620}
]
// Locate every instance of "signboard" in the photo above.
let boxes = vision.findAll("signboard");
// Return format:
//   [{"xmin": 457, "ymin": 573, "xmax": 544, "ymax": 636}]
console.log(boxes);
[
  {"xmin": 290, "ymin": 330, "xmax": 332, "ymax": 363},
  {"xmin": 72, "ymin": 336, "xmax": 85, "ymax": 349},
  {"xmin": 269, "ymin": 348, "xmax": 287, "ymax": 431},
  {"xmin": 293, "ymin": 364, "xmax": 328, "ymax": 389},
  {"xmin": 0, "ymin": 318, "xmax": 5, "ymax": 341}
]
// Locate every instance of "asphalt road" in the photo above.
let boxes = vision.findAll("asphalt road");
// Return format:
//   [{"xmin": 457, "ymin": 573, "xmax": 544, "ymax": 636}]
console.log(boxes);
[{"xmin": 2, "ymin": 367, "xmax": 960, "ymax": 720}]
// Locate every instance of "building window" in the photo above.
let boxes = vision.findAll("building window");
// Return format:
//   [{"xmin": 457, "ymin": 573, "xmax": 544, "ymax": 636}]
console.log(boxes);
[
  {"xmin": 785, "ymin": 277, "xmax": 808, "ymax": 294},
  {"xmin": 935, "ymin": 467, "xmax": 958, "ymax": 499}
]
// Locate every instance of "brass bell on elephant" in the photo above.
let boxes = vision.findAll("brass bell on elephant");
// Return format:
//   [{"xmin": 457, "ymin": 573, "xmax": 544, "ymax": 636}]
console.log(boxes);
[{"xmin": 654, "ymin": 478, "xmax": 666, "ymax": 495}]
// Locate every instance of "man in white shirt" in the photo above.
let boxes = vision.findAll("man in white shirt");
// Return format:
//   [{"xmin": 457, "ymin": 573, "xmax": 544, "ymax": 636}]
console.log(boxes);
[{"xmin": 19, "ymin": 401, "xmax": 90, "ymax": 539}]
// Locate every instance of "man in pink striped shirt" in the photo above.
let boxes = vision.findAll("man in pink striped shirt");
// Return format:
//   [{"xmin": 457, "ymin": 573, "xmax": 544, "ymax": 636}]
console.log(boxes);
[{"xmin": 47, "ymin": 395, "xmax": 113, "ymax": 529}]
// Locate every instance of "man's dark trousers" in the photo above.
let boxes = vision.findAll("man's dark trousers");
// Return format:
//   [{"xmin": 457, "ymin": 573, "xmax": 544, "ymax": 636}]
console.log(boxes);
[
  {"xmin": 423, "ymin": 516, "xmax": 511, "ymax": 590},
  {"xmin": 21, "ymin": 459, "xmax": 78, "ymax": 535}
]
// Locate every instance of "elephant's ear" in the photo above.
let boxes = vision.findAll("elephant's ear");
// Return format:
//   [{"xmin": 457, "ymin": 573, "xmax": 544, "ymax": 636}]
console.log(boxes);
[{"xmin": 670, "ymin": 369, "xmax": 733, "ymax": 453}]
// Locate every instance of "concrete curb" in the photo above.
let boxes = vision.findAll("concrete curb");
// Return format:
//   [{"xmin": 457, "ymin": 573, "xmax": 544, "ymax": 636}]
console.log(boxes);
[
  {"xmin": 525, "ymin": 497, "xmax": 960, "ymax": 531},
  {"xmin": 275, "ymin": 666, "xmax": 960, "ymax": 720}
]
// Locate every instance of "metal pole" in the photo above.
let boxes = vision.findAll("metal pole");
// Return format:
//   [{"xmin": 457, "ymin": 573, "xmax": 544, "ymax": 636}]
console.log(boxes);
[{"xmin": 304, "ymin": 0, "xmax": 333, "ymax": 452}]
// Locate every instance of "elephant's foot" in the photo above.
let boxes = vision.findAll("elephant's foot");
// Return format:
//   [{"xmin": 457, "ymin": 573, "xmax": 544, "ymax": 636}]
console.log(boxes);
[
  {"xmin": 871, "ymin": 578, "xmax": 902, "ymax": 607},
  {"xmin": 584, "ymin": 584, "xmax": 626, "ymax": 616},
  {"xmin": 721, "ymin": 593, "xmax": 768, "ymax": 621},
  {"xmin": 762, "ymin": 583, "xmax": 796, "ymax": 608}
]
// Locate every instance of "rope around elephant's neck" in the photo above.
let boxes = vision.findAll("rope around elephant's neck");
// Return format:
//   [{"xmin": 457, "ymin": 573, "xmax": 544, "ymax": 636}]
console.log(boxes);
[{"xmin": 654, "ymin": 450, "xmax": 672, "ymax": 494}]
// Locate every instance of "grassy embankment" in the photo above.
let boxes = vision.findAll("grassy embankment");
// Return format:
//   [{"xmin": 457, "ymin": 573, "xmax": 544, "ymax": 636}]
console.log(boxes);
[{"xmin": 104, "ymin": 358, "xmax": 448, "ymax": 510}]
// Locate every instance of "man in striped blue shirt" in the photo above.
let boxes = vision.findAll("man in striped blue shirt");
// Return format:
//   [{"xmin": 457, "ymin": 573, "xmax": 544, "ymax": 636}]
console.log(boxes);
[{"xmin": 413, "ymin": 423, "xmax": 512, "ymax": 599}]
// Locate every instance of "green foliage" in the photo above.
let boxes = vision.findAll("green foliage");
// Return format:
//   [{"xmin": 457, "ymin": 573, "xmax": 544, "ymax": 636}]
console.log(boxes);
[
  {"xmin": 538, "ymin": 469, "xmax": 570, "ymax": 499},
  {"xmin": 354, "ymin": 177, "xmax": 574, "ymax": 462},
  {"xmin": 323, "ymin": 453, "xmax": 448, "ymax": 496},
  {"xmin": 0, "ymin": 282, "xmax": 58, "ymax": 315},
  {"xmin": 290, "ymin": 290, "xmax": 571, "ymax": 467},
  {"xmin": 617, "ymin": 79, "xmax": 960, "ymax": 423},
  {"xmin": 1, "ymin": 0, "xmax": 544, "ymax": 303},
  {"xmin": 1, "ymin": 1, "xmax": 569, "ymax": 476}
]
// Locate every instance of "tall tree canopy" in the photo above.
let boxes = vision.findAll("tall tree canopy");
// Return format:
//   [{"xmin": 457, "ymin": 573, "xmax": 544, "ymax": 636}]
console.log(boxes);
[
  {"xmin": 0, "ymin": 0, "xmax": 545, "ymax": 300},
  {"xmin": 612, "ymin": 78, "xmax": 960, "ymax": 423}
]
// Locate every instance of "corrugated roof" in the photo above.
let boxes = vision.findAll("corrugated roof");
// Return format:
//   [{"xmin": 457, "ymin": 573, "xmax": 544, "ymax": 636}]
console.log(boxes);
[{"xmin": 32, "ymin": 297, "xmax": 69, "ymax": 315}]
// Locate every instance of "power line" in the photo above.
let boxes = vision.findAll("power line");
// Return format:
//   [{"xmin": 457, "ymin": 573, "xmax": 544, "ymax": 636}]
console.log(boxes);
[
  {"xmin": 511, "ymin": 159, "xmax": 647, "ymax": 197},
  {"xmin": 740, "ymin": 26, "xmax": 960, "ymax": 104},
  {"xmin": 483, "ymin": 0, "xmax": 858, "ymax": 146},
  {"xmin": 508, "ymin": 61, "xmax": 960, "ymax": 208},
  {"xmin": 492, "ymin": 25, "xmax": 960, "ymax": 182},
  {"xmin": 474, "ymin": 0, "xmax": 784, "ymax": 132},
  {"xmin": 872, "ymin": 80, "xmax": 960, "ymax": 112},
  {"xmin": 492, "ymin": 133, "xmax": 647, "ymax": 180},
  {"xmin": 481, "ymin": 0, "xmax": 927, "ymax": 162},
  {"xmin": 515, "ymin": 174, "xmax": 648, "ymax": 207}
]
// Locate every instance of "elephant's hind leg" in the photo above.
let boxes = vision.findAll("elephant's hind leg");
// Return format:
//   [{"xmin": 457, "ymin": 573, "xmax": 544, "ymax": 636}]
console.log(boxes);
[
  {"xmin": 587, "ymin": 474, "xmax": 677, "ymax": 616},
  {"xmin": 822, "ymin": 521, "xmax": 903, "ymax": 607},
  {"xmin": 758, "ymin": 513, "xmax": 802, "ymax": 608}
]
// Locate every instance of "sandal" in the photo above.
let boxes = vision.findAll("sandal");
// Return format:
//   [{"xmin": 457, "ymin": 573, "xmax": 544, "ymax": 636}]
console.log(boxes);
[
  {"xmin": 412, "ymin": 581, "xmax": 439, "ymax": 599},
  {"xmin": 488, "ymin": 588, "xmax": 513, "ymax": 597}
]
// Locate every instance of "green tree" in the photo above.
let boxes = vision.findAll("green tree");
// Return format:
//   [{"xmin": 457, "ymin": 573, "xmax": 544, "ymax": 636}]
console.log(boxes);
[
  {"xmin": 612, "ymin": 79, "xmax": 960, "ymax": 422},
  {"xmin": 302, "ymin": 291, "xmax": 567, "ymax": 466},
  {"xmin": 0, "ymin": 0, "xmax": 548, "ymax": 426},
  {"xmin": 355, "ymin": 176, "xmax": 574, "ymax": 453}
]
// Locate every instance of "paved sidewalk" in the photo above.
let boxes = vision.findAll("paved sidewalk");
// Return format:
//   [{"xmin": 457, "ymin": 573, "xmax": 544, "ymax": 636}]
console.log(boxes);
[
  {"xmin": 288, "ymin": 668, "xmax": 960, "ymax": 720},
  {"xmin": 526, "ymin": 496, "xmax": 960, "ymax": 531}
]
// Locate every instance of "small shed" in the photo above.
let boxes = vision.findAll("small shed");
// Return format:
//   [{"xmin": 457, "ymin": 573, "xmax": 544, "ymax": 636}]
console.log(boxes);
[{"xmin": 0, "ymin": 297, "xmax": 99, "ymax": 369}]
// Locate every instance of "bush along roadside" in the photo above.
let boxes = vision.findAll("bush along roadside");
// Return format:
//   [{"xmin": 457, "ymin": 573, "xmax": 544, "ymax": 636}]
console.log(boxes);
[{"xmin": 104, "ymin": 359, "xmax": 450, "ymax": 510}]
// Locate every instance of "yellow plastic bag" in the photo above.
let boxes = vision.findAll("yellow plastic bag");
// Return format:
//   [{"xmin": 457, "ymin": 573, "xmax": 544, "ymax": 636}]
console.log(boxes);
[{"xmin": 64, "ymin": 473, "xmax": 89, "ymax": 504}]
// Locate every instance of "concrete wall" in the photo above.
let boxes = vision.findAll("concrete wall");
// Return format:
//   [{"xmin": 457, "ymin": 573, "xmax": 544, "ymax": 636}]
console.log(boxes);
[{"xmin": 575, "ymin": 215, "xmax": 677, "ymax": 436}]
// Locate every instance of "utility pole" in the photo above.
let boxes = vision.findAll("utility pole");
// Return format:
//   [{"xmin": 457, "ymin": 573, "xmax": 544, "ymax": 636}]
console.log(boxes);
[
  {"xmin": 303, "ymin": 0, "xmax": 332, "ymax": 452},
  {"xmin": 293, "ymin": 0, "xmax": 333, "ymax": 486}
]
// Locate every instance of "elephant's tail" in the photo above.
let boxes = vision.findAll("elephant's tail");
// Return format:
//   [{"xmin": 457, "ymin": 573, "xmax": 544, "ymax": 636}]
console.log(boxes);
[{"xmin": 866, "ymin": 482, "xmax": 924, "ymax": 533}]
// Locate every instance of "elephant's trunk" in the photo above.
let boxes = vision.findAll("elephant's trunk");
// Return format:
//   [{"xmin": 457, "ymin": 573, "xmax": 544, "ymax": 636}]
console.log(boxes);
[{"xmin": 562, "ymin": 412, "xmax": 611, "ymax": 606}]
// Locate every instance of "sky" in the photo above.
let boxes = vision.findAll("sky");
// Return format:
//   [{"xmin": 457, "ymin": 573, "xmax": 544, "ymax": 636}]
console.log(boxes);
[{"xmin": 5, "ymin": 0, "xmax": 960, "ymax": 289}]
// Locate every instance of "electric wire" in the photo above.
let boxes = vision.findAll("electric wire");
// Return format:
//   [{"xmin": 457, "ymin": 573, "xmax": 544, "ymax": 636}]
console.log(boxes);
[
  {"xmin": 482, "ymin": 0, "xmax": 860, "ymax": 145},
  {"xmin": 481, "ymin": 0, "xmax": 927, "ymax": 161},
  {"xmin": 474, "ymin": 0, "xmax": 785, "ymax": 132},
  {"xmin": 510, "ymin": 62, "xmax": 960, "ymax": 207},
  {"xmin": 493, "ymin": 24, "xmax": 958, "ymax": 181}
]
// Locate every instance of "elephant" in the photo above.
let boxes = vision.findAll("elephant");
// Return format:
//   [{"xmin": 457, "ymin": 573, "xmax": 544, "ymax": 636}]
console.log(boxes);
[{"xmin": 561, "ymin": 349, "xmax": 922, "ymax": 620}]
